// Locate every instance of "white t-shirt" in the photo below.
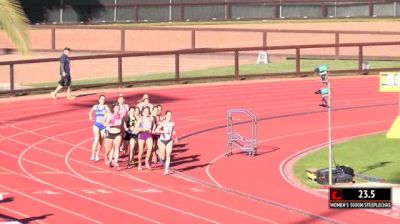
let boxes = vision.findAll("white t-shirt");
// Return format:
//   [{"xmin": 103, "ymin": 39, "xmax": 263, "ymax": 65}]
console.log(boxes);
[{"xmin": 160, "ymin": 121, "xmax": 175, "ymax": 141}]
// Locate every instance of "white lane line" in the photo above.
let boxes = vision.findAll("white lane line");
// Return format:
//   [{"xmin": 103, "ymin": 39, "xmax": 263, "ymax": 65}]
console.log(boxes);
[
  {"xmin": 205, "ymin": 119, "xmax": 392, "ymax": 187},
  {"xmin": 65, "ymin": 138, "xmax": 276, "ymax": 224},
  {"xmin": 0, "ymin": 183, "xmax": 102, "ymax": 224}
]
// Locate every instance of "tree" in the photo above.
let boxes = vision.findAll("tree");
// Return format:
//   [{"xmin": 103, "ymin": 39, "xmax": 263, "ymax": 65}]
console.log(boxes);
[{"xmin": 0, "ymin": 0, "xmax": 29, "ymax": 53}]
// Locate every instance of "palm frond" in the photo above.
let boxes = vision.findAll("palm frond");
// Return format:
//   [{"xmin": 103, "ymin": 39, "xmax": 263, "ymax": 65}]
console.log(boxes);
[{"xmin": 0, "ymin": 0, "xmax": 29, "ymax": 54}]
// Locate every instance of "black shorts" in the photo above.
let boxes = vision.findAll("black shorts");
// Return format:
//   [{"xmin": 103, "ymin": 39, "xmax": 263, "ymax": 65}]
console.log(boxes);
[
  {"xmin": 153, "ymin": 134, "xmax": 160, "ymax": 141},
  {"xmin": 124, "ymin": 133, "xmax": 138, "ymax": 141},
  {"xmin": 106, "ymin": 131, "xmax": 121, "ymax": 140},
  {"xmin": 58, "ymin": 74, "xmax": 71, "ymax": 87},
  {"xmin": 160, "ymin": 139, "xmax": 172, "ymax": 146}
]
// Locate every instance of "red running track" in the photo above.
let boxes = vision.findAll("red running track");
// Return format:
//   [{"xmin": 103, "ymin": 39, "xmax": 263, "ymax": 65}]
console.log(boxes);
[{"xmin": 0, "ymin": 76, "xmax": 399, "ymax": 224}]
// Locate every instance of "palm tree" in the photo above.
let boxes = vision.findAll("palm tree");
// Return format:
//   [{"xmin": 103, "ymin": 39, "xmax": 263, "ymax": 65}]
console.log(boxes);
[{"xmin": 0, "ymin": 0, "xmax": 29, "ymax": 53}]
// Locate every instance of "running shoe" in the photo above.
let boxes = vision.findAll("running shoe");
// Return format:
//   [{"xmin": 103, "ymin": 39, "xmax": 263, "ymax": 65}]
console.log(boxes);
[
  {"xmin": 67, "ymin": 95, "xmax": 76, "ymax": 100},
  {"xmin": 50, "ymin": 91, "xmax": 57, "ymax": 99},
  {"xmin": 145, "ymin": 162, "xmax": 152, "ymax": 171},
  {"xmin": 127, "ymin": 160, "xmax": 135, "ymax": 168},
  {"xmin": 319, "ymin": 103, "xmax": 328, "ymax": 107},
  {"xmin": 115, "ymin": 164, "xmax": 121, "ymax": 171}
]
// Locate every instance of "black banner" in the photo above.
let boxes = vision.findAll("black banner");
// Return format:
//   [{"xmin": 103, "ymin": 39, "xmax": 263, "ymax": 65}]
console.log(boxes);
[
  {"xmin": 329, "ymin": 187, "xmax": 392, "ymax": 209},
  {"xmin": 330, "ymin": 187, "xmax": 391, "ymax": 201}
]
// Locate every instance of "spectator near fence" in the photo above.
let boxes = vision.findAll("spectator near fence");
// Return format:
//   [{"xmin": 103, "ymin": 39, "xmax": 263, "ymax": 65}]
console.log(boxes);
[{"xmin": 50, "ymin": 47, "xmax": 75, "ymax": 100}]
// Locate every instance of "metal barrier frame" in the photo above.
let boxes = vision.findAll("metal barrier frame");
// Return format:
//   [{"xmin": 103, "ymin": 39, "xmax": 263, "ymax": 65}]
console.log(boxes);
[{"xmin": 226, "ymin": 109, "xmax": 257, "ymax": 156}]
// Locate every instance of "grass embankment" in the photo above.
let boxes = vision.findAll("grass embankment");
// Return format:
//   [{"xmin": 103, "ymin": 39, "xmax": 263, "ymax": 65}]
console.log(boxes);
[{"xmin": 294, "ymin": 133, "xmax": 400, "ymax": 188}]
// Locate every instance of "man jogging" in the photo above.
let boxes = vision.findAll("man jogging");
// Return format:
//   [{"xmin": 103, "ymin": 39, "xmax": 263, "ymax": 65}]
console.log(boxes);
[{"xmin": 50, "ymin": 47, "xmax": 75, "ymax": 99}]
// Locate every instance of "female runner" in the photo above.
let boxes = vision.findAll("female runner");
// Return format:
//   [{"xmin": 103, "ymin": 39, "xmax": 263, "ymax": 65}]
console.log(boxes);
[
  {"xmin": 124, "ymin": 107, "xmax": 139, "ymax": 168},
  {"xmin": 137, "ymin": 106, "xmax": 154, "ymax": 170},
  {"xmin": 155, "ymin": 111, "xmax": 177, "ymax": 175},
  {"xmin": 103, "ymin": 104, "xmax": 123, "ymax": 170},
  {"xmin": 88, "ymin": 95, "xmax": 107, "ymax": 162}
]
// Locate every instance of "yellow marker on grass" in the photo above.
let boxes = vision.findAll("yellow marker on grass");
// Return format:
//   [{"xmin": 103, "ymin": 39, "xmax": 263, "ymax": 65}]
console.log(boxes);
[{"xmin": 379, "ymin": 72, "xmax": 400, "ymax": 138}]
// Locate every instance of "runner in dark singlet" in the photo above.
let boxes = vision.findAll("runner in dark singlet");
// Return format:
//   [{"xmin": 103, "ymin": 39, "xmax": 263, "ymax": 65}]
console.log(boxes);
[
  {"xmin": 104, "ymin": 104, "xmax": 123, "ymax": 170},
  {"xmin": 151, "ymin": 106, "xmax": 161, "ymax": 164},
  {"xmin": 124, "ymin": 107, "xmax": 139, "ymax": 168}
]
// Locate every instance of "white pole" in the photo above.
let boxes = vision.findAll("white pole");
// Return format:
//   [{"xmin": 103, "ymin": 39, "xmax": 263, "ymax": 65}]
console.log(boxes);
[
  {"xmin": 114, "ymin": 0, "xmax": 117, "ymax": 22},
  {"xmin": 334, "ymin": 1, "xmax": 337, "ymax": 18},
  {"xmin": 328, "ymin": 80, "xmax": 333, "ymax": 186},
  {"xmin": 60, "ymin": 0, "xmax": 63, "ymax": 23},
  {"xmin": 224, "ymin": 0, "xmax": 228, "ymax": 20},
  {"xmin": 169, "ymin": 0, "xmax": 172, "ymax": 21},
  {"xmin": 280, "ymin": 0, "xmax": 283, "ymax": 18}
]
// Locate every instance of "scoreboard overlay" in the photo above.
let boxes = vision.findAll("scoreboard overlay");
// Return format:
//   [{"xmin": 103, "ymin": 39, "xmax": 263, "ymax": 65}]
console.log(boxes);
[{"xmin": 329, "ymin": 187, "xmax": 392, "ymax": 209}]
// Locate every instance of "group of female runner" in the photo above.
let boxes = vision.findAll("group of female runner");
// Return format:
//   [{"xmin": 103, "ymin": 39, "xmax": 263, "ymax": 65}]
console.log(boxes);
[{"xmin": 88, "ymin": 94, "xmax": 176, "ymax": 175}]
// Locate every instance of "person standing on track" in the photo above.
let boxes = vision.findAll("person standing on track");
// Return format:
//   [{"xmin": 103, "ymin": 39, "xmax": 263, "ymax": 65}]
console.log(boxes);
[
  {"xmin": 50, "ymin": 47, "xmax": 75, "ymax": 100},
  {"xmin": 117, "ymin": 95, "xmax": 130, "ymax": 118},
  {"xmin": 137, "ymin": 106, "xmax": 154, "ymax": 171},
  {"xmin": 151, "ymin": 106, "xmax": 161, "ymax": 164},
  {"xmin": 103, "ymin": 104, "xmax": 123, "ymax": 170},
  {"xmin": 155, "ymin": 111, "xmax": 177, "ymax": 175},
  {"xmin": 117, "ymin": 95, "xmax": 130, "ymax": 155},
  {"xmin": 88, "ymin": 95, "xmax": 108, "ymax": 162},
  {"xmin": 137, "ymin": 94, "xmax": 153, "ymax": 111},
  {"xmin": 124, "ymin": 107, "xmax": 139, "ymax": 168},
  {"xmin": 156, "ymin": 105, "xmax": 163, "ymax": 121}
]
